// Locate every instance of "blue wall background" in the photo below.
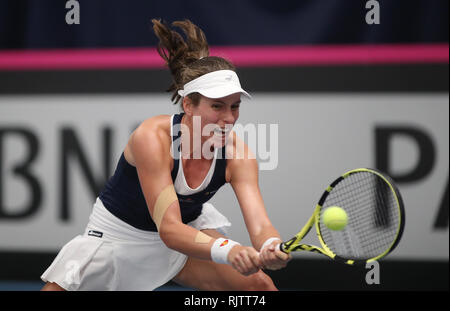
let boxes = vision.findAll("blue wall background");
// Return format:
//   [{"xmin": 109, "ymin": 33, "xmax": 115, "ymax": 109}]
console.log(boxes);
[{"xmin": 0, "ymin": 0, "xmax": 448, "ymax": 49}]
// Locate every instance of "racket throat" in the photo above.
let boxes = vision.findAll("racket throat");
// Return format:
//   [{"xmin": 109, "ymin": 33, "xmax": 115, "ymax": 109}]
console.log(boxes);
[
  {"xmin": 280, "ymin": 237, "xmax": 297, "ymax": 253},
  {"xmin": 296, "ymin": 244, "xmax": 325, "ymax": 254}
]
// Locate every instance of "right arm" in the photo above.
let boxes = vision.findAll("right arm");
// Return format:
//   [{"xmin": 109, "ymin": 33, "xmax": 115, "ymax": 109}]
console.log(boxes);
[
  {"xmin": 129, "ymin": 122, "xmax": 261, "ymax": 275},
  {"xmin": 130, "ymin": 123, "xmax": 212, "ymax": 259}
]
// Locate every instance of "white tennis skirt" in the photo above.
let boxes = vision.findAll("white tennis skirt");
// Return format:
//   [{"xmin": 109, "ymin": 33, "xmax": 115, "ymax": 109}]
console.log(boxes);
[{"xmin": 41, "ymin": 198, "xmax": 231, "ymax": 291}]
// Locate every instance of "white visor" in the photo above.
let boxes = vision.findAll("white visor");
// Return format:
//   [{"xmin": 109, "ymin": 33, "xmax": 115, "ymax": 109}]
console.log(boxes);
[{"xmin": 178, "ymin": 70, "xmax": 251, "ymax": 99}]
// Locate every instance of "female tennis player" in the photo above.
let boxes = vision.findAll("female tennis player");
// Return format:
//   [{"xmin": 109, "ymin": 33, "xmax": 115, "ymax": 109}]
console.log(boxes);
[{"xmin": 41, "ymin": 19, "xmax": 291, "ymax": 291}]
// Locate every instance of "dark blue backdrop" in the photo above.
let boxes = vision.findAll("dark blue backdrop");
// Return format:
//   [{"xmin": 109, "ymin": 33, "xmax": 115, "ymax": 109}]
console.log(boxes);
[{"xmin": 0, "ymin": 0, "xmax": 448, "ymax": 49}]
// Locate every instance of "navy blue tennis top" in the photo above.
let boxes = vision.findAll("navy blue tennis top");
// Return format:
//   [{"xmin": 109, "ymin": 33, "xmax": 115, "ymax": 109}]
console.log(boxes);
[{"xmin": 99, "ymin": 113, "xmax": 227, "ymax": 231}]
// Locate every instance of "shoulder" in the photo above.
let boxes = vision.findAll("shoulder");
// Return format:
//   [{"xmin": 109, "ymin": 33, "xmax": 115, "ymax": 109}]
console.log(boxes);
[
  {"xmin": 225, "ymin": 131, "xmax": 256, "ymax": 161},
  {"xmin": 134, "ymin": 115, "xmax": 172, "ymax": 139},
  {"xmin": 125, "ymin": 115, "xmax": 172, "ymax": 166}
]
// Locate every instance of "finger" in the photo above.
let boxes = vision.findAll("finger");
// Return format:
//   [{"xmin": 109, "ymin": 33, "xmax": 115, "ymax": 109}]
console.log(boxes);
[
  {"xmin": 243, "ymin": 249, "xmax": 263, "ymax": 274},
  {"xmin": 274, "ymin": 244, "xmax": 291, "ymax": 261},
  {"xmin": 243, "ymin": 251, "xmax": 261, "ymax": 273},
  {"xmin": 250, "ymin": 251, "xmax": 263, "ymax": 269},
  {"xmin": 230, "ymin": 249, "xmax": 248, "ymax": 274},
  {"xmin": 260, "ymin": 249, "xmax": 270, "ymax": 268},
  {"xmin": 264, "ymin": 252, "xmax": 290, "ymax": 270},
  {"xmin": 261, "ymin": 249, "xmax": 277, "ymax": 267},
  {"xmin": 233, "ymin": 250, "xmax": 254, "ymax": 275},
  {"xmin": 251, "ymin": 249, "xmax": 262, "ymax": 263},
  {"xmin": 265, "ymin": 254, "xmax": 285, "ymax": 269},
  {"xmin": 232, "ymin": 256, "xmax": 247, "ymax": 275},
  {"xmin": 275, "ymin": 251, "xmax": 290, "ymax": 261}
]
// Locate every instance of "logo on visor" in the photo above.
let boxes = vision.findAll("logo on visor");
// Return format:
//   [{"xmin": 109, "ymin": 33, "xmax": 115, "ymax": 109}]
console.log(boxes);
[{"xmin": 225, "ymin": 75, "xmax": 232, "ymax": 81}]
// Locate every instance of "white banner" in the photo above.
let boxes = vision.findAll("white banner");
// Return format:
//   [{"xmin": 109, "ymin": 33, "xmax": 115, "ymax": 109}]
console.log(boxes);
[{"xmin": 0, "ymin": 94, "xmax": 448, "ymax": 261}]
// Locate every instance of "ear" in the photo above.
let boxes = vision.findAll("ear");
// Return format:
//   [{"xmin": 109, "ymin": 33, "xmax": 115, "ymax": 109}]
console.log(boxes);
[{"xmin": 182, "ymin": 97, "xmax": 193, "ymax": 116}]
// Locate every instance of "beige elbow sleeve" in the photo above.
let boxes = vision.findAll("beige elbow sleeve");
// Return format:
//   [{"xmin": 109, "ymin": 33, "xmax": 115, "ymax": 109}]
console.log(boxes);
[
  {"xmin": 194, "ymin": 231, "xmax": 212, "ymax": 244},
  {"xmin": 153, "ymin": 185, "xmax": 212, "ymax": 245},
  {"xmin": 153, "ymin": 185, "xmax": 178, "ymax": 230}
]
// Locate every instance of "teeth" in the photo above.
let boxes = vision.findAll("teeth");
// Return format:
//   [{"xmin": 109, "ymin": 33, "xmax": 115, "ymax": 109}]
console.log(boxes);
[{"xmin": 214, "ymin": 126, "xmax": 232, "ymax": 135}]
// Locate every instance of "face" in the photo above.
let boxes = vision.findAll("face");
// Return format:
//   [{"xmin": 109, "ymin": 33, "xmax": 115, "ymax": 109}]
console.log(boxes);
[{"xmin": 183, "ymin": 93, "xmax": 241, "ymax": 150}]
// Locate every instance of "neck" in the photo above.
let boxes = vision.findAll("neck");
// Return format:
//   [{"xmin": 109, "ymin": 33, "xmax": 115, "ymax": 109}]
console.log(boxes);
[{"xmin": 180, "ymin": 114, "xmax": 215, "ymax": 160}]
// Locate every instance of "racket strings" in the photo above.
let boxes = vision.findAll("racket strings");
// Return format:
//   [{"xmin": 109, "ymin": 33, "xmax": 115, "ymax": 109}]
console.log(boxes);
[
  {"xmin": 319, "ymin": 172, "xmax": 400, "ymax": 260},
  {"xmin": 340, "ymin": 176, "xmax": 398, "ymax": 257},
  {"xmin": 341, "ymin": 175, "xmax": 398, "ymax": 256}
]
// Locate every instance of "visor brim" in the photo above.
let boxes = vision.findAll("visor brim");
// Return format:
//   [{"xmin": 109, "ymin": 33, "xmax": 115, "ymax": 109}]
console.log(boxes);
[{"xmin": 197, "ymin": 85, "xmax": 251, "ymax": 99}]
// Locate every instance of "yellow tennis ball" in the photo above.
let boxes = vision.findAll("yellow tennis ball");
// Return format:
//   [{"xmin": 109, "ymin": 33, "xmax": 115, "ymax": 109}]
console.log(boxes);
[{"xmin": 322, "ymin": 206, "xmax": 348, "ymax": 231}]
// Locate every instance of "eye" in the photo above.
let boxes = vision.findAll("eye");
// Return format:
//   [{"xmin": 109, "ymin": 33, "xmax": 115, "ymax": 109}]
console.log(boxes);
[
  {"xmin": 211, "ymin": 103, "xmax": 223, "ymax": 109},
  {"xmin": 231, "ymin": 104, "xmax": 240, "ymax": 110}
]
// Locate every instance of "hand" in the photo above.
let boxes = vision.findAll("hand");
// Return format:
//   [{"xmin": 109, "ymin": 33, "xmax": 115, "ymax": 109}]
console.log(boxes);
[
  {"xmin": 227, "ymin": 245, "xmax": 263, "ymax": 276},
  {"xmin": 260, "ymin": 241, "xmax": 292, "ymax": 270}
]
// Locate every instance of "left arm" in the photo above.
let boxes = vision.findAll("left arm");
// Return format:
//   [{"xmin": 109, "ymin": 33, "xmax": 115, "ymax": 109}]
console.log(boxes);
[
  {"xmin": 229, "ymin": 156, "xmax": 279, "ymax": 250},
  {"xmin": 228, "ymin": 134, "xmax": 291, "ymax": 270}
]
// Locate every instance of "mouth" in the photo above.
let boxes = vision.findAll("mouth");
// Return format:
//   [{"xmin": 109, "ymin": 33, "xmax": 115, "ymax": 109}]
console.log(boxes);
[{"xmin": 213, "ymin": 127, "xmax": 231, "ymax": 137}]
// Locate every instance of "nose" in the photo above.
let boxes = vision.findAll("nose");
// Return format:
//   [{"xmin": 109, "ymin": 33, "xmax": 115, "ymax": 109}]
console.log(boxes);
[{"xmin": 222, "ymin": 106, "xmax": 237, "ymax": 125}]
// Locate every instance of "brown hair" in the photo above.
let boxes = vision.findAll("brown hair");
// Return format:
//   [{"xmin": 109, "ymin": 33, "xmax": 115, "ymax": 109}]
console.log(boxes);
[{"xmin": 152, "ymin": 19, "xmax": 235, "ymax": 107}]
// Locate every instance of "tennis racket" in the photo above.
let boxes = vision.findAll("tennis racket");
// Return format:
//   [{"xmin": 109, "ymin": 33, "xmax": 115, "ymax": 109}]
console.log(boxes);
[{"xmin": 280, "ymin": 168, "xmax": 405, "ymax": 265}]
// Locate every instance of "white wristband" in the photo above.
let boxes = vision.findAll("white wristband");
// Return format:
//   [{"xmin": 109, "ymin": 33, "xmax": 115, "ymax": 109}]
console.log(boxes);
[
  {"xmin": 260, "ymin": 237, "xmax": 282, "ymax": 251},
  {"xmin": 211, "ymin": 238, "xmax": 240, "ymax": 265}
]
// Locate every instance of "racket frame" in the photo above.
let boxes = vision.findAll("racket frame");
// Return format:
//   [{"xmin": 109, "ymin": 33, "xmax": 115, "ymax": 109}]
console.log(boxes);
[{"xmin": 280, "ymin": 168, "xmax": 405, "ymax": 265}]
